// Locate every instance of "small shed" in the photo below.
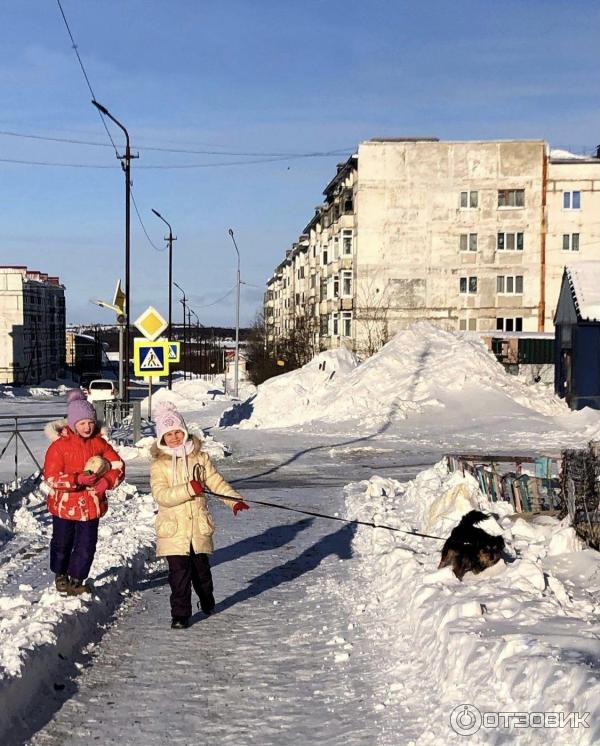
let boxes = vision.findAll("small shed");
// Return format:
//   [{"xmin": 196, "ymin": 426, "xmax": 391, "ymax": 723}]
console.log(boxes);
[{"xmin": 554, "ymin": 262, "xmax": 600, "ymax": 409}]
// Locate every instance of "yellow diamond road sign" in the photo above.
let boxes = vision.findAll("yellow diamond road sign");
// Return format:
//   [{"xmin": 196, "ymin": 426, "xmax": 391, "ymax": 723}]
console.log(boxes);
[{"xmin": 134, "ymin": 306, "xmax": 168, "ymax": 341}]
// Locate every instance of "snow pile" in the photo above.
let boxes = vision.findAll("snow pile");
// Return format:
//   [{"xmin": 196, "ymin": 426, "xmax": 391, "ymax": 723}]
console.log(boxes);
[
  {"xmin": 344, "ymin": 464, "xmax": 600, "ymax": 743},
  {"xmin": 550, "ymin": 148, "xmax": 589, "ymax": 160},
  {"xmin": 144, "ymin": 378, "xmax": 231, "ymax": 414},
  {"xmin": 0, "ymin": 481, "xmax": 157, "ymax": 738},
  {"xmin": 222, "ymin": 324, "xmax": 566, "ymax": 430},
  {"xmin": 220, "ymin": 348, "xmax": 359, "ymax": 428}
]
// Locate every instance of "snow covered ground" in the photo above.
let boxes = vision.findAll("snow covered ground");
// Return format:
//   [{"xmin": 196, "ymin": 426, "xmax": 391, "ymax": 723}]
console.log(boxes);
[{"xmin": 0, "ymin": 326, "xmax": 599, "ymax": 744}]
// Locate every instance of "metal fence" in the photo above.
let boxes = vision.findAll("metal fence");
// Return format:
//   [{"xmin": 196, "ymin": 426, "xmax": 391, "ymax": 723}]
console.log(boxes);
[
  {"xmin": 0, "ymin": 412, "xmax": 65, "ymax": 485},
  {"xmin": 561, "ymin": 443, "xmax": 600, "ymax": 549}
]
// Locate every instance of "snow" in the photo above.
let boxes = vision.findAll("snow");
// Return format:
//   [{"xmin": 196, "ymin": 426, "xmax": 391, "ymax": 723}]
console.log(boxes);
[
  {"xmin": 0, "ymin": 326, "xmax": 599, "ymax": 744},
  {"xmin": 344, "ymin": 465, "xmax": 600, "ymax": 745},
  {"xmin": 221, "ymin": 324, "xmax": 568, "ymax": 431},
  {"xmin": 567, "ymin": 261, "xmax": 600, "ymax": 321},
  {"xmin": 549, "ymin": 148, "xmax": 589, "ymax": 160}
]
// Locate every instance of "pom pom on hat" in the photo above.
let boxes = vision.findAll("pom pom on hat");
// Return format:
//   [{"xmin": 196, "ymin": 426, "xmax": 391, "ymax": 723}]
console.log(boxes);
[
  {"xmin": 67, "ymin": 389, "xmax": 97, "ymax": 430},
  {"xmin": 154, "ymin": 400, "xmax": 189, "ymax": 445}
]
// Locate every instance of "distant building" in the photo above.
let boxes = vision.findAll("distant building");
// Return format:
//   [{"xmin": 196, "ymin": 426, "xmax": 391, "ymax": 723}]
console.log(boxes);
[
  {"xmin": 554, "ymin": 262, "xmax": 600, "ymax": 410},
  {"xmin": 265, "ymin": 139, "xmax": 600, "ymax": 357},
  {"xmin": 65, "ymin": 331, "xmax": 104, "ymax": 376},
  {"xmin": 0, "ymin": 266, "xmax": 66, "ymax": 384}
]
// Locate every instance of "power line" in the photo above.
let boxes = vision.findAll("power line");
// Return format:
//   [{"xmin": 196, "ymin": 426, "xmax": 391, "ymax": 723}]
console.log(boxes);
[
  {"xmin": 130, "ymin": 189, "xmax": 165, "ymax": 252},
  {"xmin": 0, "ymin": 128, "xmax": 354, "ymax": 159},
  {"xmin": 189, "ymin": 287, "xmax": 237, "ymax": 307},
  {"xmin": 55, "ymin": 0, "xmax": 119, "ymax": 157},
  {"xmin": 0, "ymin": 153, "xmax": 341, "ymax": 169}
]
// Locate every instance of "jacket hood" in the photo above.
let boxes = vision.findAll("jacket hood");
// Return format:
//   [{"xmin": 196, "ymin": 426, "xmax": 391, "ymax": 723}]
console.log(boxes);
[
  {"xmin": 151, "ymin": 434, "xmax": 203, "ymax": 460},
  {"xmin": 44, "ymin": 418, "xmax": 106, "ymax": 442}
]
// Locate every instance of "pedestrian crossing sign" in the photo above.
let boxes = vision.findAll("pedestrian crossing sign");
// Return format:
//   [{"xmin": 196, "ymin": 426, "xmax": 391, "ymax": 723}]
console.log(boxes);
[
  {"xmin": 168, "ymin": 341, "xmax": 181, "ymax": 362},
  {"xmin": 133, "ymin": 338, "xmax": 170, "ymax": 378}
]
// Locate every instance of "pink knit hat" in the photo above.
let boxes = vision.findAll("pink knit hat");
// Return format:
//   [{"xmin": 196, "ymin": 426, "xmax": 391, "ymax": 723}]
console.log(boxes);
[
  {"xmin": 67, "ymin": 389, "xmax": 97, "ymax": 430},
  {"xmin": 154, "ymin": 400, "xmax": 189, "ymax": 445}
]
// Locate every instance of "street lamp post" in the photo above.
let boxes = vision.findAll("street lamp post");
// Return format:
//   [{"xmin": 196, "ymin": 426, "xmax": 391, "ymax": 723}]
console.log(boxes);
[
  {"xmin": 151, "ymin": 209, "xmax": 176, "ymax": 389},
  {"xmin": 173, "ymin": 282, "xmax": 187, "ymax": 380},
  {"xmin": 227, "ymin": 228, "xmax": 241, "ymax": 399},
  {"xmin": 91, "ymin": 99, "xmax": 137, "ymax": 402}
]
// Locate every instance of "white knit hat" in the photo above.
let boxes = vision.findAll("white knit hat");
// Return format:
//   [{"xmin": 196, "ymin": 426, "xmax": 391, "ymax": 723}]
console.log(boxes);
[{"xmin": 154, "ymin": 400, "xmax": 189, "ymax": 446}]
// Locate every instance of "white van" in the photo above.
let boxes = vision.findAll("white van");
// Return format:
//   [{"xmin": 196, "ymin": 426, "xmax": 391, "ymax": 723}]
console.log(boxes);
[{"xmin": 86, "ymin": 379, "xmax": 117, "ymax": 403}]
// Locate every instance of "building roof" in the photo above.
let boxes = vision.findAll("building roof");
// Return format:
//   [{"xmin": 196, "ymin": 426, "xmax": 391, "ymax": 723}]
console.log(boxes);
[{"xmin": 566, "ymin": 262, "xmax": 600, "ymax": 321}]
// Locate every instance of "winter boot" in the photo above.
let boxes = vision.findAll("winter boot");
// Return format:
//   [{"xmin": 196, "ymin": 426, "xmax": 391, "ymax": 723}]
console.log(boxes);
[
  {"xmin": 66, "ymin": 578, "xmax": 92, "ymax": 596},
  {"xmin": 55, "ymin": 574, "xmax": 70, "ymax": 593},
  {"xmin": 198, "ymin": 592, "xmax": 215, "ymax": 615},
  {"xmin": 171, "ymin": 616, "xmax": 190, "ymax": 630}
]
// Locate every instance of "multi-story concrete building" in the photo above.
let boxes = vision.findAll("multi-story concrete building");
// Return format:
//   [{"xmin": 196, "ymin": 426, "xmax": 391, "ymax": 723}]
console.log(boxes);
[
  {"xmin": 265, "ymin": 139, "xmax": 600, "ymax": 356},
  {"xmin": 0, "ymin": 266, "xmax": 66, "ymax": 384}
]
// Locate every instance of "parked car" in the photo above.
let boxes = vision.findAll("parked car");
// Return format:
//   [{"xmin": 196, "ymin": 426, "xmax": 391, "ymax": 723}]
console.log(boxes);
[{"xmin": 85, "ymin": 379, "xmax": 118, "ymax": 403}]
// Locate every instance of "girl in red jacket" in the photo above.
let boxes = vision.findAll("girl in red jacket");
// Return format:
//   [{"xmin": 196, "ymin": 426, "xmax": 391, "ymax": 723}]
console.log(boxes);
[{"xmin": 43, "ymin": 390, "xmax": 124, "ymax": 595}]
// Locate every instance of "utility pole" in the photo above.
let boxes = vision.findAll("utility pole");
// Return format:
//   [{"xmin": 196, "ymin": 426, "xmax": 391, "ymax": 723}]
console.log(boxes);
[
  {"xmin": 92, "ymin": 100, "xmax": 138, "ymax": 402},
  {"xmin": 228, "ymin": 228, "xmax": 241, "ymax": 399},
  {"xmin": 174, "ymin": 282, "xmax": 187, "ymax": 380},
  {"xmin": 151, "ymin": 209, "xmax": 176, "ymax": 389},
  {"xmin": 191, "ymin": 309, "xmax": 200, "ymax": 376}
]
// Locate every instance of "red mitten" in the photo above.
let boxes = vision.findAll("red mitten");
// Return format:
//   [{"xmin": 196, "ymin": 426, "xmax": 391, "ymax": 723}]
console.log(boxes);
[
  {"xmin": 232, "ymin": 501, "xmax": 249, "ymax": 516},
  {"xmin": 77, "ymin": 472, "xmax": 99, "ymax": 487},
  {"xmin": 92, "ymin": 476, "xmax": 110, "ymax": 497},
  {"xmin": 189, "ymin": 480, "xmax": 204, "ymax": 496}
]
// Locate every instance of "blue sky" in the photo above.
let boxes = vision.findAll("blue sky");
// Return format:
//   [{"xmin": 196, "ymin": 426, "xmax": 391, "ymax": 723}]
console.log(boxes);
[{"xmin": 0, "ymin": 0, "xmax": 598, "ymax": 325}]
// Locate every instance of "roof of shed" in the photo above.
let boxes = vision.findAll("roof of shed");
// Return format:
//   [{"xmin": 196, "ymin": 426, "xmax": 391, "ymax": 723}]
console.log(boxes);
[{"xmin": 567, "ymin": 262, "xmax": 600, "ymax": 321}]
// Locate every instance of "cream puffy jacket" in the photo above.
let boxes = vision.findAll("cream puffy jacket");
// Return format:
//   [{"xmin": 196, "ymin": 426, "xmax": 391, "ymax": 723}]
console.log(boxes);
[{"xmin": 150, "ymin": 436, "xmax": 242, "ymax": 556}]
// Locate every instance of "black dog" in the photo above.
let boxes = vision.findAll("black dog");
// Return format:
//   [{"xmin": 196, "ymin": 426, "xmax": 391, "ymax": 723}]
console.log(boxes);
[{"xmin": 438, "ymin": 510, "xmax": 505, "ymax": 580}]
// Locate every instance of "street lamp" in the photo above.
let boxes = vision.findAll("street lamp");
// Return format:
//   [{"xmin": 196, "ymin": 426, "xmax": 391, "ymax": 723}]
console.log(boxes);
[
  {"xmin": 173, "ymin": 281, "xmax": 187, "ymax": 381},
  {"xmin": 227, "ymin": 228, "xmax": 241, "ymax": 399},
  {"xmin": 151, "ymin": 208, "xmax": 176, "ymax": 390},
  {"xmin": 91, "ymin": 99, "xmax": 137, "ymax": 403}
]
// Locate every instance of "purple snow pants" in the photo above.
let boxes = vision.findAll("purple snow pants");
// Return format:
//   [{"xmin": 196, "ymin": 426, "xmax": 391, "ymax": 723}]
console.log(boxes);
[
  {"xmin": 50, "ymin": 516, "xmax": 99, "ymax": 581},
  {"xmin": 167, "ymin": 547, "xmax": 215, "ymax": 618}
]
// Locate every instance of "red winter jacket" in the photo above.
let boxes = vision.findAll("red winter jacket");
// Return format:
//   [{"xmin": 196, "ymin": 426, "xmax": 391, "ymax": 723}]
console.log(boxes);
[{"xmin": 43, "ymin": 419, "xmax": 125, "ymax": 521}]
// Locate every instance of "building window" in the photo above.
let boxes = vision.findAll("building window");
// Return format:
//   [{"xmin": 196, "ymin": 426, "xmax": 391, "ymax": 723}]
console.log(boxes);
[
  {"xmin": 341, "ymin": 270, "xmax": 352, "ymax": 297},
  {"xmin": 341, "ymin": 311, "xmax": 352, "ymax": 337},
  {"xmin": 498, "ymin": 189, "xmax": 525, "ymax": 207},
  {"xmin": 330, "ymin": 312, "xmax": 339, "ymax": 336},
  {"xmin": 459, "ymin": 276, "xmax": 478, "ymax": 294},
  {"xmin": 320, "ymin": 278, "xmax": 327, "ymax": 301},
  {"xmin": 460, "ymin": 191, "xmax": 478, "ymax": 208},
  {"xmin": 496, "ymin": 317, "xmax": 523, "ymax": 332},
  {"xmin": 332, "ymin": 236, "xmax": 340, "ymax": 260},
  {"xmin": 563, "ymin": 191, "xmax": 581, "ymax": 209},
  {"xmin": 459, "ymin": 318, "xmax": 478, "ymax": 331},
  {"xmin": 459, "ymin": 233, "xmax": 478, "ymax": 252},
  {"xmin": 321, "ymin": 248, "xmax": 328, "ymax": 265},
  {"xmin": 342, "ymin": 229, "xmax": 353, "ymax": 255},
  {"xmin": 497, "ymin": 275, "xmax": 523, "ymax": 294},
  {"xmin": 562, "ymin": 233, "xmax": 580, "ymax": 251},
  {"xmin": 497, "ymin": 232, "xmax": 524, "ymax": 251},
  {"xmin": 320, "ymin": 316, "xmax": 328, "ymax": 336}
]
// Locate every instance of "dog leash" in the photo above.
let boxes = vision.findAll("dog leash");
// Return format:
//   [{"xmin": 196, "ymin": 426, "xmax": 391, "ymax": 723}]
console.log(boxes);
[{"xmin": 203, "ymin": 489, "xmax": 445, "ymax": 541}]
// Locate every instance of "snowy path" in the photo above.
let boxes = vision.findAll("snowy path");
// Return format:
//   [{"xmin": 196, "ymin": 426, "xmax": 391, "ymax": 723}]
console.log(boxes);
[{"xmin": 28, "ymin": 440, "xmax": 434, "ymax": 745}]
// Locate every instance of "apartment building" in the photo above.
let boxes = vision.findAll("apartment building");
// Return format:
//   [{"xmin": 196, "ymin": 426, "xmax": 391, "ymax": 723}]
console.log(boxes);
[
  {"xmin": 0, "ymin": 266, "xmax": 66, "ymax": 384},
  {"xmin": 264, "ymin": 138, "xmax": 600, "ymax": 356}
]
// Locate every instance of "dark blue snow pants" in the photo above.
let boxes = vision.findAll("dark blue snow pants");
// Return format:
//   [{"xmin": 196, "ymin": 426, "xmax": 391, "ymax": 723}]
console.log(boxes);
[
  {"xmin": 50, "ymin": 516, "xmax": 99, "ymax": 581},
  {"xmin": 167, "ymin": 547, "xmax": 214, "ymax": 618}
]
